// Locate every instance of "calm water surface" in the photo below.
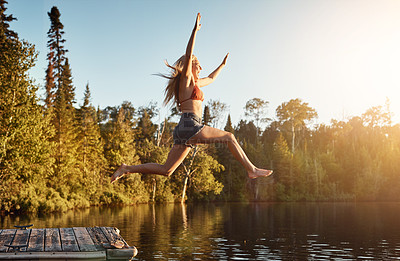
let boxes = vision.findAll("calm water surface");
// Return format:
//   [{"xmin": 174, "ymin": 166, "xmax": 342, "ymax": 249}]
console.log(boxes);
[{"xmin": 2, "ymin": 202, "xmax": 400, "ymax": 260}]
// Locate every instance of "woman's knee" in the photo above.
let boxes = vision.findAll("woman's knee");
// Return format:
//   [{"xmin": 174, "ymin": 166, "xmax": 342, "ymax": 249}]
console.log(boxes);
[
  {"xmin": 162, "ymin": 165, "xmax": 175, "ymax": 177},
  {"xmin": 225, "ymin": 132, "xmax": 236, "ymax": 142}
]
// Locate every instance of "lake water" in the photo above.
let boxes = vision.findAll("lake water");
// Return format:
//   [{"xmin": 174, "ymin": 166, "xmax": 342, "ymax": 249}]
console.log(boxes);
[{"xmin": 2, "ymin": 202, "xmax": 400, "ymax": 260}]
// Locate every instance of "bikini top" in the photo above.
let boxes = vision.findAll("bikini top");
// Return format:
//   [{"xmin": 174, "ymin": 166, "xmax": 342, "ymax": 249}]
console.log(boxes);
[{"xmin": 180, "ymin": 83, "xmax": 204, "ymax": 104}]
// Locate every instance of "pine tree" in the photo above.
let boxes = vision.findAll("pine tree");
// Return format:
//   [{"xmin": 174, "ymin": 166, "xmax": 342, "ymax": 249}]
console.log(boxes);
[
  {"xmin": 224, "ymin": 114, "xmax": 234, "ymax": 133},
  {"xmin": 60, "ymin": 58, "xmax": 75, "ymax": 106},
  {"xmin": 104, "ymin": 107, "xmax": 140, "ymax": 169},
  {"xmin": 214, "ymin": 115, "xmax": 241, "ymax": 200},
  {"xmin": 136, "ymin": 108, "xmax": 157, "ymax": 141},
  {"xmin": 44, "ymin": 48, "xmax": 55, "ymax": 108},
  {"xmin": 272, "ymin": 133, "xmax": 292, "ymax": 200},
  {"xmin": 102, "ymin": 107, "xmax": 148, "ymax": 203},
  {"xmin": 77, "ymin": 84, "xmax": 107, "ymax": 199},
  {"xmin": 46, "ymin": 6, "xmax": 81, "ymax": 202},
  {"xmin": 52, "ymin": 57, "xmax": 79, "ymax": 181},
  {"xmin": 202, "ymin": 105, "xmax": 211, "ymax": 125},
  {"xmin": 46, "ymin": 6, "xmax": 66, "ymax": 97},
  {"xmin": 0, "ymin": 0, "xmax": 17, "ymax": 40}
]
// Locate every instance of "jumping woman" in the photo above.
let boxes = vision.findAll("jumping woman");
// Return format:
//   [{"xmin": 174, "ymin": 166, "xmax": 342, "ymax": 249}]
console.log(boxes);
[{"xmin": 111, "ymin": 13, "xmax": 273, "ymax": 183}]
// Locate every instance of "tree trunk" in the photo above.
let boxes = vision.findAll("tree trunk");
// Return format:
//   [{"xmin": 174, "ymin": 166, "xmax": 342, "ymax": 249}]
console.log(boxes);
[
  {"xmin": 152, "ymin": 178, "xmax": 156, "ymax": 202},
  {"xmin": 291, "ymin": 122, "xmax": 295, "ymax": 154},
  {"xmin": 181, "ymin": 175, "xmax": 189, "ymax": 204},
  {"xmin": 180, "ymin": 147, "xmax": 198, "ymax": 203},
  {"xmin": 314, "ymin": 158, "xmax": 319, "ymax": 196}
]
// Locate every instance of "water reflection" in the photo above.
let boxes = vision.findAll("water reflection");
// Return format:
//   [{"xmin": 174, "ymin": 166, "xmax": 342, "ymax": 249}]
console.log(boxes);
[{"xmin": 2, "ymin": 202, "xmax": 400, "ymax": 260}]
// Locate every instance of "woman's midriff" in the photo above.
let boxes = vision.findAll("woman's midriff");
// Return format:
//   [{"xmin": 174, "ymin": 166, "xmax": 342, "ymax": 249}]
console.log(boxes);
[{"xmin": 180, "ymin": 100, "xmax": 202, "ymax": 118}]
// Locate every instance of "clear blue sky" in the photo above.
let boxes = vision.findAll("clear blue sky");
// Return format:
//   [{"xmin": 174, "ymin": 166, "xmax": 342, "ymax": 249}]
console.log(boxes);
[{"xmin": 7, "ymin": 0, "xmax": 400, "ymax": 127}]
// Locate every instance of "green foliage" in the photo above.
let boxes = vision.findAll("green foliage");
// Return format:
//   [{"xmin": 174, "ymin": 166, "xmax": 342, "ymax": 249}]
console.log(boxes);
[
  {"xmin": 0, "ymin": 4, "xmax": 55, "ymax": 213},
  {"xmin": 162, "ymin": 145, "xmax": 224, "ymax": 203},
  {"xmin": 214, "ymin": 143, "xmax": 246, "ymax": 201},
  {"xmin": 276, "ymin": 98, "xmax": 317, "ymax": 154},
  {"xmin": 76, "ymin": 84, "xmax": 107, "ymax": 201},
  {"xmin": 103, "ymin": 107, "xmax": 140, "ymax": 168},
  {"xmin": 185, "ymin": 147, "xmax": 224, "ymax": 201},
  {"xmin": 136, "ymin": 139, "xmax": 174, "ymax": 202}
]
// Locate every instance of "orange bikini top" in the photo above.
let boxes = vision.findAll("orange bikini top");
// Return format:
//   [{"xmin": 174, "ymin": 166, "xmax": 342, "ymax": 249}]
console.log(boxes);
[{"xmin": 180, "ymin": 83, "xmax": 204, "ymax": 104}]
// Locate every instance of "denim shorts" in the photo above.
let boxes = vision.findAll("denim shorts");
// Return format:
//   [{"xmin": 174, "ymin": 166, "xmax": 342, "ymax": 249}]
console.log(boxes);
[{"xmin": 173, "ymin": 112, "xmax": 205, "ymax": 147}]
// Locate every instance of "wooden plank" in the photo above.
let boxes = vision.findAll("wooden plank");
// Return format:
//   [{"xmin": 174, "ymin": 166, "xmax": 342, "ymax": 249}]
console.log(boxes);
[
  {"xmin": 8, "ymin": 229, "xmax": 30, "ymax": 252},
  {"xmin": 0, "ymin": 251, "xmax": 106, "ymax": 260},
  {"xmin": 87, "ymin": 227, "xmax": 109, "ymax": 251},
  {"xmin": 44, "ymin": 228, "xmax": 62, "ymax": 252},
  {"xmin": 101, "ymin": 227, "xmax": 129, "ymax": 248},
  {"xmin": 102, "ymin": 228, "xmax": 137, "ymax": 260},
  {"xmin": 27, "ymin": 229, "xmax": 44, "ymax": 252},
  {"xmin": 73, "ymin": 227, "xmax": 97, "ymax": 252},
  {"xmin": 0, "ymin": 229, "xmax": 16, "ymax": 252},
  {"xmin": 60, "ymin": 227, "xmax": 79, "ymax": 252}
]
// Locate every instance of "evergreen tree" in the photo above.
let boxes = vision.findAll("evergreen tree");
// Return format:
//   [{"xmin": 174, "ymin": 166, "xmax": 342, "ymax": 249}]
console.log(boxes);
[
  {"xmin": 104, "ymin": 107, "xmax": 140, "ymax": 169},
  {"xmin": 202, "ymin": 105, "xmax": 211, "ymax": 125},
  {"xmin": 52, "ymin": 57, "xmax": 79, "ymax": 181},
  {"xmin": 60, "ymin": 58, "xmax": 75, "ymax": 106},
  {"xmin": 44, "ymin": 48, "xmax": 55, "ymax": 108},
  {"xmin": 215, "ymin": 116, "xmax": 246, "ymax": 200},
  {"xmin": 224, "ymin": 114, "xmax": 234, "ymax": 133},
  {"xmin": 77, "ymin": 83, "xmax": 107, "ymax": 199},
  {"xmin": 102, "ymin": 106, "xmax": 148, "ymax": 203},
  {"xmin": 236, "ymin": 120, "xmax": 258, "ymax": 145},
  {"xmin": 0, "ymin": 0, "xmax": 17, "ymax": 40},
  {"xmin": 45, "ymin": 6, "xmax": 83, "ymax": 206},
  {"xmin": 136, "ymin": 104, "xmax": 158, "ymax": 141},
  {"xmin": 135, "ymin": 139, "xmax": 173, "ymax": 202},
  {"xmin": 46, "ymin": 6, "xmax": 66, "ymax": 98},
  {"xmin": 272, "ymin": 133, "xmax": 292, "ymax": 200}
]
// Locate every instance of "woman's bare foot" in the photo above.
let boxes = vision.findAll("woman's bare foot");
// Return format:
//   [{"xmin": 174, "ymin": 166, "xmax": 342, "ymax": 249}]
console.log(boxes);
[
  {"xmin": 111, "ymin": 164, "xmax": 127, "ymax": 183},
  {"xmin": 248, "ymin": 168, "xmax": 273, "ymax": 179}
]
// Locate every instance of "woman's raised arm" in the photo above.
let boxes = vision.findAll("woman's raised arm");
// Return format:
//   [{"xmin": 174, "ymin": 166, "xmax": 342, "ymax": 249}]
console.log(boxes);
[
  {"xmin": 182, "ymin": 13, "xmax": 201, "ymax": 79},
  {"xmin": 198, "ymin": 53, "xmax": 229, "ymax": 87}
]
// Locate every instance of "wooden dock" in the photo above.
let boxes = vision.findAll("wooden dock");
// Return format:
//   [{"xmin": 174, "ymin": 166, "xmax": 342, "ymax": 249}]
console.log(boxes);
[{"xmin": 0, "ymin": 226, "xmax": 137, "ymax": 260}]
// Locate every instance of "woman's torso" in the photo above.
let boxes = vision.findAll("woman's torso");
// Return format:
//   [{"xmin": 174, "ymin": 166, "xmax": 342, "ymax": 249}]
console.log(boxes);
[{"xmin": 179, "ymin": 80, "xmax": 203, "ymax": 118}]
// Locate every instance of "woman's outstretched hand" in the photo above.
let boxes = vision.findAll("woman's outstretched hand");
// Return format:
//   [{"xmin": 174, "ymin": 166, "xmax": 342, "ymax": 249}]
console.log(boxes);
[
  {"xmin": 194, "ymin": 13, "xmax": 201, "ymax": 31},
  {"xmin": 222, "ymin": 53, "xmax": 229, "ymax": 66}
]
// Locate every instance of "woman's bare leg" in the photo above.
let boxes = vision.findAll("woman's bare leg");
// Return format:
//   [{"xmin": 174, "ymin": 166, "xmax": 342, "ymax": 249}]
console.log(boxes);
[
  {"xmin": 187, "ymin": 126, "xmax": 272, "ymax": 179},
  {"xmin": 111, "ymin": 145, "xmax": 191, "ymax": 183}
]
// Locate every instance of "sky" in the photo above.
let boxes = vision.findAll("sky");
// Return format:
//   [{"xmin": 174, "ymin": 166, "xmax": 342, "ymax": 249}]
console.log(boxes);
[{"xmin": 6, "ymin": 0, "xmax": 400, "ymax": 128}]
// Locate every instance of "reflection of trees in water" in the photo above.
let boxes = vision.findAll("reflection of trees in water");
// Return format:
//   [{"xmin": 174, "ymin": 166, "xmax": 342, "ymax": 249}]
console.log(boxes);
[
  {"xmin": 2, "ymin": 203, "xmax": 400, "ymax": 259},
  {"xmin": 222, "ymin": 203, "xmax": 400, "ymax": 259},
  {"xmin": 135, "ymin": 203, "xmax": 225, "ymax": 260}
]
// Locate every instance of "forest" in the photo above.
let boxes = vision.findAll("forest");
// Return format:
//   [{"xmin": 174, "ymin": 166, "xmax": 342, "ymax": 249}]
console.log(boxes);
[{"xmin": 1, "ymin": 3, "xmax": 400, "ymax": 214}]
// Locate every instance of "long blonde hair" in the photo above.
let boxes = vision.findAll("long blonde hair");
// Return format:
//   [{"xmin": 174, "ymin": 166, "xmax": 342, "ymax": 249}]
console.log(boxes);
[{"xmin": 160, "ymin": 55, "xmax": 197, "ymax": 109}]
